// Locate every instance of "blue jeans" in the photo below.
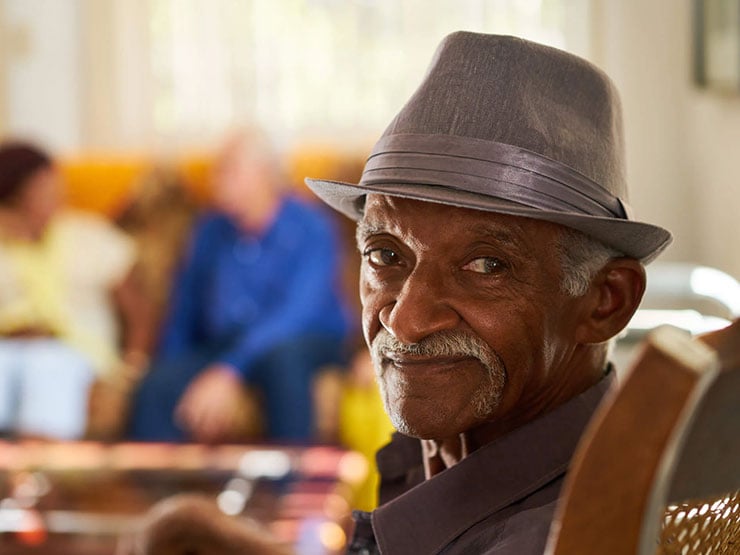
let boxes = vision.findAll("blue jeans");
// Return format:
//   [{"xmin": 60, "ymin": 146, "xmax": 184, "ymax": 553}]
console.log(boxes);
[
  {"xmin": 0, "ymin": 338, "xmax": 95, "ymax": 439},
  {"xmin": 129, "ymin": 335, "xmax": 347, "ymax": 442}
]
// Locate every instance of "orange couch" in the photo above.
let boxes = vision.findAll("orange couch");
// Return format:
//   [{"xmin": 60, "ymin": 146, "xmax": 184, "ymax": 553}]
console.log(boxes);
[{"xmin": 58, "ymin": 146, "xmax": 367, "ymax": 217}]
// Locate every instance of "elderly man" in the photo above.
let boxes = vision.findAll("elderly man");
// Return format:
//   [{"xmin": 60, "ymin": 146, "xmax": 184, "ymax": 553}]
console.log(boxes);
[
  {"xmin": 306, "ymin": 32, "xmax": 672, "ymax": 554},
  {"xmin": 131, "ymin": 129, "xmax": 353, "ymax": 443}
]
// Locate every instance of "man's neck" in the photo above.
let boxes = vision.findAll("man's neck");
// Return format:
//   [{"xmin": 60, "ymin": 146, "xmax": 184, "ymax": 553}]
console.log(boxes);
[
  {"xmin": 235, "ymin": 195, "xmax": 282, "ymax": 235},
  {"xmin": 421, "ymin": 363, "xmax": 610, "ymax": 479},
  {"xmin": 421, "ymin": 435, "xmax": 468, "ymax": 478}
]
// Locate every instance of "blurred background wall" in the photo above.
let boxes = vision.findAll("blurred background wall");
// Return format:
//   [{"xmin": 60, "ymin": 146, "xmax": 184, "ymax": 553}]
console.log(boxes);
[{"xmin": 0, "ymin": 0, "xmax": 738, "ymax": 278}]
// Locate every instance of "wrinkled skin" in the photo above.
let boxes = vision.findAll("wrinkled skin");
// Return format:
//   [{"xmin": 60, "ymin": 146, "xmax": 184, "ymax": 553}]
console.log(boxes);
[{"xmin": 357, "ymin": 195, "xmax": 644, "ymax": 470}]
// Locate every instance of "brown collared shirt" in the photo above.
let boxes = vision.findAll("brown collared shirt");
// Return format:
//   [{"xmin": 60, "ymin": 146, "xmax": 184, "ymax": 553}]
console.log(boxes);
[{"xmin": 347, "ymin": 375, "xmax": 613, "ymax": 555}]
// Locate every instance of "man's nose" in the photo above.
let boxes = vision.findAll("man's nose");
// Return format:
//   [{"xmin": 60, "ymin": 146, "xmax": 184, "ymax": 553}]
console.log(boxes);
[{"xmin": 378, "ymin": 266, "xmax": 460, "ymax": 345}]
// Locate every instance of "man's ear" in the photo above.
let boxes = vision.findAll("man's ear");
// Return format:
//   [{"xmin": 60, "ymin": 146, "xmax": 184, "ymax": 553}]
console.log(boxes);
[{"xmin": 575, "ymin": 258, "xmax": 646, "ymax": 344}]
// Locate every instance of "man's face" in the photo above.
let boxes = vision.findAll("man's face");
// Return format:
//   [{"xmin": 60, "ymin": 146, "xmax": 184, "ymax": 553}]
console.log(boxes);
[
  {"xmin": 358, "ymin": 195, "xmax": 589, "ymax": 441},
  {"xmin": 212, "ymin": 142, "xmax": 275, "ymax": 222}
]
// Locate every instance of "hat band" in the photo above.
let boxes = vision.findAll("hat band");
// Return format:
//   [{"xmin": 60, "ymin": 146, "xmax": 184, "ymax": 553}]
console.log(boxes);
[{"xmin": 360, "ymin": 134, "xmax": 630, "ymax": 219}]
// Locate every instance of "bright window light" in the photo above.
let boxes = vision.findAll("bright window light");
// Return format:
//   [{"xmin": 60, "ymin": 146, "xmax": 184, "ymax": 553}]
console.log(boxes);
[{"xmin": 690, "ymin": 266, "xmax": 740, "ymax": 316}]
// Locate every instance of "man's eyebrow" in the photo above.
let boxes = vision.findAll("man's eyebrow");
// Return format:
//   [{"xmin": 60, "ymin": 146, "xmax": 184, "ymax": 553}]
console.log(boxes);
[{"xmin": 355, "ymin": 220, "xmax": 385, "ymax": 246}]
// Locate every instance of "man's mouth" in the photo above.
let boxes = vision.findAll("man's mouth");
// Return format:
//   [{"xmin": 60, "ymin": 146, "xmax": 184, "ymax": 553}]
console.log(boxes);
[{"xmin": 382, "ymin": 353, "xmax": 480, "ymax": 370}]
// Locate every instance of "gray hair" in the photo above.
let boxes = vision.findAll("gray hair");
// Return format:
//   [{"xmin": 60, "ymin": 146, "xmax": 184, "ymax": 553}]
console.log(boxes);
[{"xmin": 559, "ymin": 228, "xmax": 623, "ymax": 297}]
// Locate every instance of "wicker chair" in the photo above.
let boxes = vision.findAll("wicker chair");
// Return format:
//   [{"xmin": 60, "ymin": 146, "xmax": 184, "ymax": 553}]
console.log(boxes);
[{"xmin": 546, "ymin": 319, "xmax": 740, "ymax": 555}]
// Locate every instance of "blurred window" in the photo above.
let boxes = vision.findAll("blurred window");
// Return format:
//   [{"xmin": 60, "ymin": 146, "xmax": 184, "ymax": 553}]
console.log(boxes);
[{"xmin": 147, "ymin": 0, "xmax": 589, "ymax": 146}]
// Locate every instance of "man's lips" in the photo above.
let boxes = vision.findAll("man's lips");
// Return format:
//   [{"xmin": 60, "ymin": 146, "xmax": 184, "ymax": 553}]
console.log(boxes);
[{"xmin": 382, "ymin": 353, "xmax": 479, "ymax": 370}]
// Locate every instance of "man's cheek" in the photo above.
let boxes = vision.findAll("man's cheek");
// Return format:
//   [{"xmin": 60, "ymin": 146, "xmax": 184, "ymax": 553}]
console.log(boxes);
[
  {"xmin": 360, "ymin": 282, "xmax": 383, "ymax": 346},
  {"xmin": 358, "ymin": 274, "xmax": 372, "ymax": 313}
]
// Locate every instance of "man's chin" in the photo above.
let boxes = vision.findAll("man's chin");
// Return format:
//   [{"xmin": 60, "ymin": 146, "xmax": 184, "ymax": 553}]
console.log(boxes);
[{"xmin": 388, "ymin": 411, "xmax": 465, "ymax": 440}]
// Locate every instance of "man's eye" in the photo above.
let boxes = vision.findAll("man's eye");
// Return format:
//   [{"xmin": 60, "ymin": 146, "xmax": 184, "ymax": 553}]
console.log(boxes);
[
  {"xmin": 463, "ymin": 257, "xmax": 507, "ymax": 274},
  {"xmin": 364, "ymin": 248, "xmax": 399, "ymax": 267}
]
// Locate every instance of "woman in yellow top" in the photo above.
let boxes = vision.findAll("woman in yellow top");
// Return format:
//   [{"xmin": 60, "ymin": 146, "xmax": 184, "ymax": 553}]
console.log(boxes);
[{"xmin": 0, "ymin": 140, "xmax": 151, "ymax": 440}]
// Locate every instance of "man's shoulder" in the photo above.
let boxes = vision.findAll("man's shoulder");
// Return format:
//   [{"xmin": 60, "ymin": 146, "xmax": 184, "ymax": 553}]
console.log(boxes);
[
  {"xmin": 442, "ymin": 494, "xmax": 557, "ymax": 555},
  {"xmin": 368, "ymin": 468, "xmax": 563, "ymax": 555},
  {"xmin": 188, "ymin": 211, "xmax": 238, "ymax": 246},
  {"xmin": 194, "ymin": 210, "xmax": 230, "ymax": 231},
  {"xmin": 282, "ymin": 195, "xmax": 336, "ymax": 231}
]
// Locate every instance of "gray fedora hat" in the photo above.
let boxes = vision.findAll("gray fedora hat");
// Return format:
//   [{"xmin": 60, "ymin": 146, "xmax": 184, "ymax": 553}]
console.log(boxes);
[{"xmin": 306, "ymin": 31, "xmax": 672, "ymax": 263}]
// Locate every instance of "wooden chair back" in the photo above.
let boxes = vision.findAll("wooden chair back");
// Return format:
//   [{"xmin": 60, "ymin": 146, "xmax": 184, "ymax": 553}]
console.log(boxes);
[{"xmin": 545, "ymin": 319, "xmax": 740, "ymax": 554}]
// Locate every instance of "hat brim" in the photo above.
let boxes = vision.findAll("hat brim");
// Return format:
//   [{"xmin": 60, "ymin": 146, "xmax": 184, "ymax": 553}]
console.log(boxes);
[{"xmin": 305, "ymin": 177, "xmax": 672, "ymax": 264}]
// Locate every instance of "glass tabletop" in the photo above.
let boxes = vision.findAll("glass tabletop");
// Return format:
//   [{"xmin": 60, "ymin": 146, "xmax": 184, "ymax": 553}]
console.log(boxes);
[{"xmin": 0, "ymin": 441, "xmax": 368, "ymax": 554}]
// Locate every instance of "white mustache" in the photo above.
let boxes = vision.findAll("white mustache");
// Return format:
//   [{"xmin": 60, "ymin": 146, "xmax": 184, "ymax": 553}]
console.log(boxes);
[
  {"xmin": 370, "ymin": 328, "xmax": 506, "ymax": 420},
  {"xmin": 370, "ymin": 328, "xmax": 501, "ymax": 372}
]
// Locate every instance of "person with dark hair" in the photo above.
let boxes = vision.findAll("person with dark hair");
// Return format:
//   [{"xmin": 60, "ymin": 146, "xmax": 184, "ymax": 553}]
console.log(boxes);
[
  {"xmin": 0, "ymin": 140, "xmax": 151, "ymax": 440},
  {"xmin": 305, "ymin": 32, "xmax": 672, "ymax": 554}
]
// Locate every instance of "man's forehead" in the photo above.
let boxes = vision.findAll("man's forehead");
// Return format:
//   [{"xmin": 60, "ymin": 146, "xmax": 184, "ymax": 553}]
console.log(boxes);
[
  {"xmin": 357, "ymin": 193, "xmax": 562, "ymax": 245},
  {"xmin": 361, "ymin": 193, "xmax": 490, "ymax": 225}
]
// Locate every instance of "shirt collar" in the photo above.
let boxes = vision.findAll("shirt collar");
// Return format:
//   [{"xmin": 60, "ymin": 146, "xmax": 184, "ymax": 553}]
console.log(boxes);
[{"xmin": 372, "ymin": 374, "xmax": 614, "ymax": 555}]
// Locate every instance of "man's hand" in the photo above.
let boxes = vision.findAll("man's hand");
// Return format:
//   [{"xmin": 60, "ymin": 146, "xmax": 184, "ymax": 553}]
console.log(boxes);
[{"xmin": 175, "ymin": 363, "xmax": 251, "ymax": 443}]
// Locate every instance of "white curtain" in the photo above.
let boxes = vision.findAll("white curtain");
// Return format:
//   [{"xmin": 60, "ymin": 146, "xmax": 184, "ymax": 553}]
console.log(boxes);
[
  {"xmin": 0, "ymin": 0, "xmax": 589, "ymax": 152},
  {"xmin": 143, "ymin": 0, "xmax": 589, "ymax": 150}
]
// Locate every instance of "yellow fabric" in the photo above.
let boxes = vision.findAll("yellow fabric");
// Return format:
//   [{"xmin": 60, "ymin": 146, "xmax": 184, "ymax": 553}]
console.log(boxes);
[
  {"xmin": 0, "ymin": 230, "xmax": 64, "ymax": 333},
  {"xmin": 0, "ymin": 211, "xmax": 136, "ymax": 373},
  {"xmin": 339, "ymin": 381, "xmax": 395, "ymax": 512}
]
